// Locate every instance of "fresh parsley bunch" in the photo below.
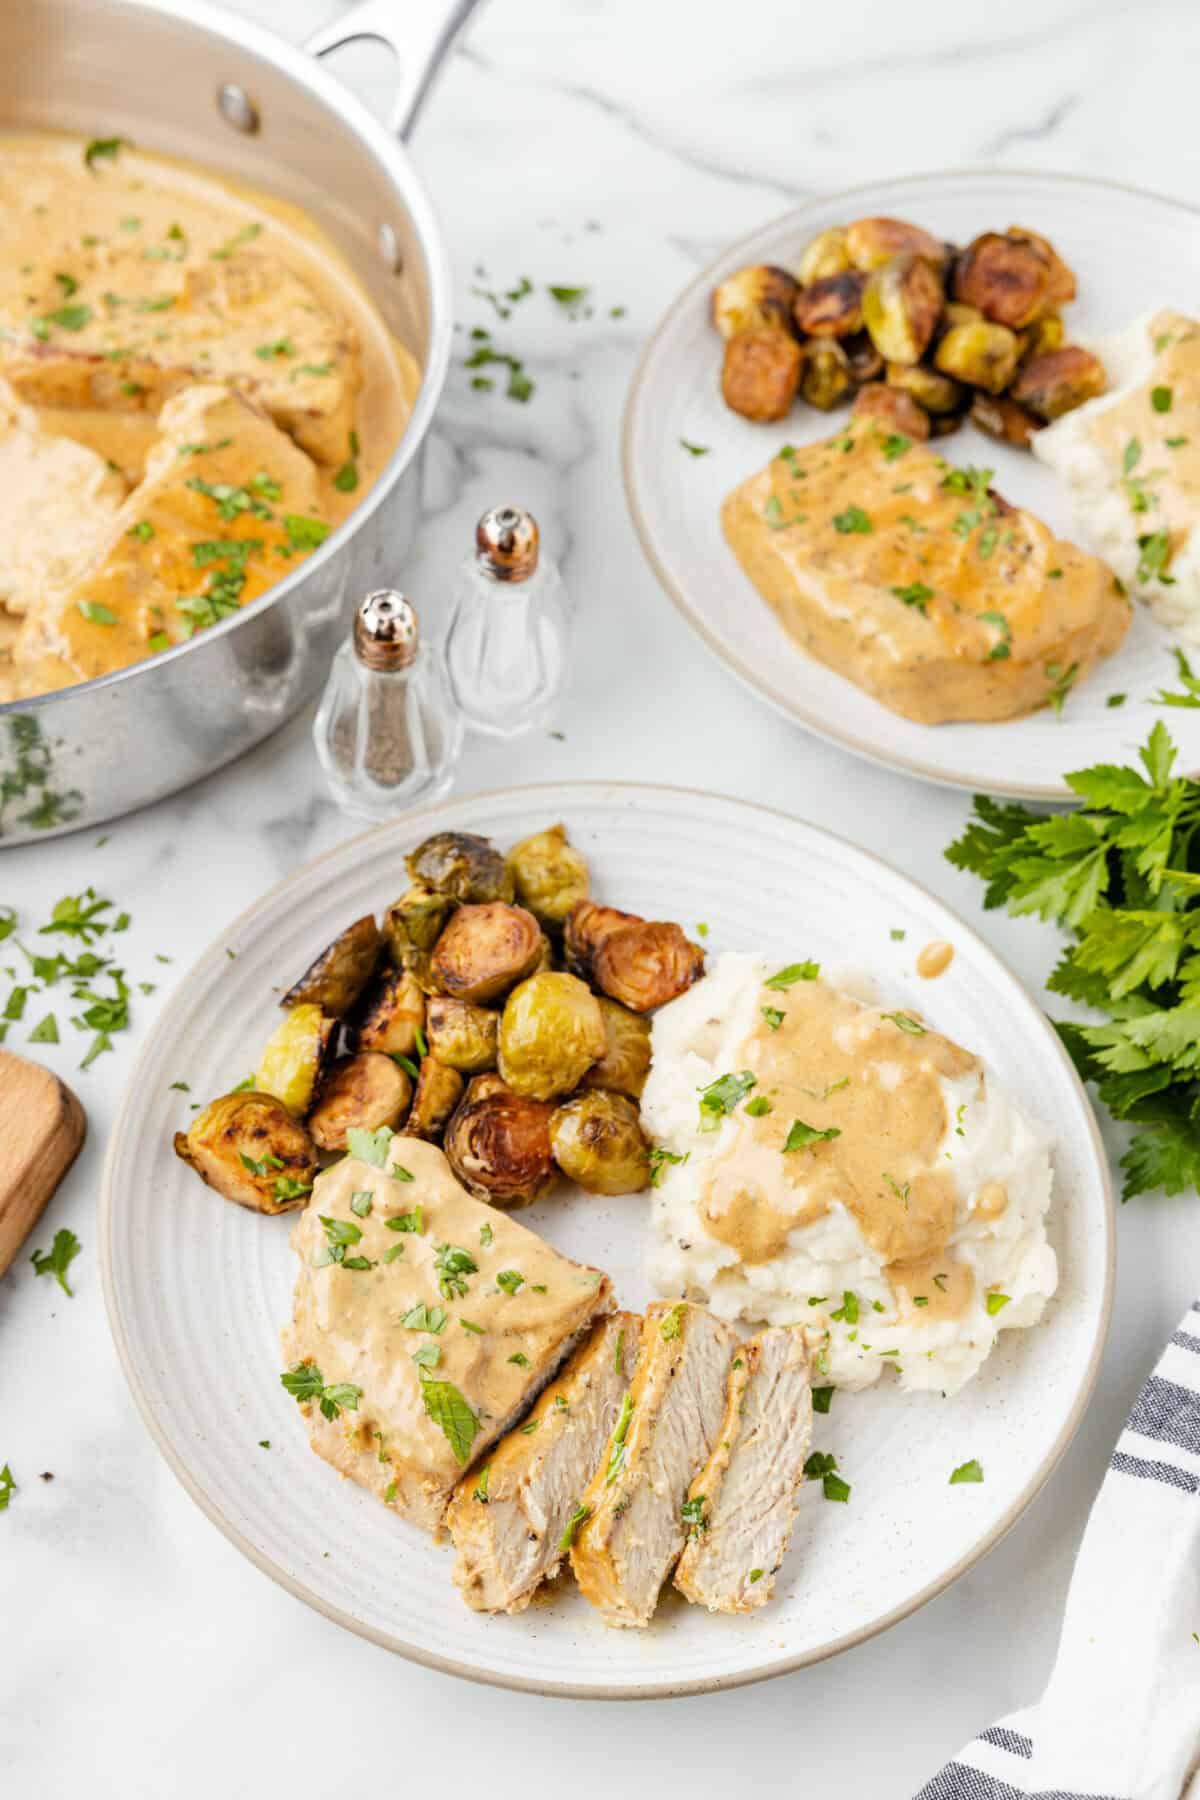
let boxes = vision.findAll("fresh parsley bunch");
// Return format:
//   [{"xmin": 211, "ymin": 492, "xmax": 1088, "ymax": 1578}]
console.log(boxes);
[{"xmin": 947, "ymin": 721, "xmax": 1200, "ymax": 1200}]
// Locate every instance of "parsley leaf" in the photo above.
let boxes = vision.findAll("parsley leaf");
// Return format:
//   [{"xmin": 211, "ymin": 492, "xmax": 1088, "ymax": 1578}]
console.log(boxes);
[
  {"xmin": 418, "ymin": 1370, "xmax": 479, "ymax": 1465},
  {"xmin": 30, "ymin": 1227, "xmax": 81, "ymax": 1297}
]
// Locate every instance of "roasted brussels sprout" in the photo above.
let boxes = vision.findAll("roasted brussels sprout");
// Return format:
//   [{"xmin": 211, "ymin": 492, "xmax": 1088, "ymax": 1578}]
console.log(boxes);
[
  {"xmin": 353, "ymin": 966, "xmax": 426, "ymax": 1059},
  {"xmin": 842, "ymin": 331, "xmax": 885, "ymax": 384},
  {"xmin": 885, "ymin": 361, "xmax": 963, "ymax": 415},
  {"xmin": 970, "ymin": 391, "xmax": 1039, "ymax": 450},
  {"xmin": 720, "ymin": 329, "xmax": 803, "ymax": 423},
  {"xmin": 710, "ymin": 264, "xmax": 799, "ymax": 340},
  {"xmin": 800, "ymin": 337, "xmax": 855, "ymax": 411},
  {"xmin": 797, "ymin": 227, "xmax": 851, "ymax": 286},
  {"xmin": 926, "ymin": 406, "xmax": 970, "ymax": 441},
  {"xmin": 497, "ymin": 971, "xmax": 606, "ymax": 1102},
  {"xmin": 308, "ymin": 1052, "xmax": 412, "ymax": 1154},
  {"xmin": 174, "ymin": 1091, "xmax": 318, "ymax": 1215},
  {"xmin": 549, "ymin": 1091, "xmax": 651, "ymax": 1195},
  {"xmin": 444, "ymin": 1073, "xmax": 556, "ymax": 1208},
  {"xmin": 406, "ymin": 831, "xmax": 514, "ymax": 904},
  {"xmin": 939, "ymin": 301, "xmax": 983, "ymax": 331},
  {"xmin": 406, "ymin": 1056, "xmax": 465, "ymax": 1140},
  {"xmin": 592, "ymin": 921, "xmax": 705, "ymax": 1014},
  {"xmin": 564, "ymin": 899, "xmax": 644, "ymax": 982},
  {"xmin": 281, "ymin": 915, "xmax": 381, "ymax": 1018},
  {"xmin": 862, "ymin": 254, "xmax": 943, "ymax": 366},
  {"xmin": 1005, "ymin": 226, "xmax": 1076, "ymax": 308},
  {"xmin": 792, "ymin": 271, "xmax": 865, "ymax": 339},
  {"xmin": 932, "ymin": 319, "xmax": 1020, "ymax": 394},
  {"xmin": 952, "ymin": 231, "xmax": 1053, "ymax": 331},
  {"xmin": 1011, "ymin": 345, "xmax": 1107, "ymax": 421},
  {"xmin": 425, "ymin": 995, "xmax": 500, "ymax": 1073},
  {"xmin": 506, "ymin": 823, "xmax": 590, "ymax": 931},
  {"xmin": 845, "ymin": 217, "xmax": 948, "ymax": 272},
  {"xmin": 1017, "ymin": 313, "xmax": 1064, "ymax": 365},
  {"xmin": 581, "ymin": 997, "xmax": 652, "ymax": 1100},
  {"xmin": 851, "ymin": 383, "xmax": 930, "ymax": 440},
  {"xmin": 430, "ymin": 901, "xmax": 544, "ymax": 1005},
  {"xmin": 384, "ymin": 883, "xmax": 455, "ymax": 960},
  {"xmin": 256, "ymin": 1002, "xmax": 335, "ymax": 1117}
]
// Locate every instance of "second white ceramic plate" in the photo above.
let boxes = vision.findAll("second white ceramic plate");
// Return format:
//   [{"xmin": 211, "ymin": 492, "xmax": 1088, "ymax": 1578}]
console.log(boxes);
[
  {"xmin": 623, "ymin": 170, "xmax": 1200, "ymax": 800},
  {"xmin": 102, "ymin": 784, "xmax": 1112, "ymax": 1696}
]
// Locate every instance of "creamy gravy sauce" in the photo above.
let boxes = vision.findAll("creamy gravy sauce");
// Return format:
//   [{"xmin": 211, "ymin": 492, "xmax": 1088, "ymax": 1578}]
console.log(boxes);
[
  {"xmin": 0, "ymin": 133, "xmax": 419, "ymax": 697},
  {"xmin": 1087, "ymin": 309, "xmax": 1200, "ymax": 543},
  {"xmin": 700, "ymin": 978, "xmax": 981, "ymax": 1319}
]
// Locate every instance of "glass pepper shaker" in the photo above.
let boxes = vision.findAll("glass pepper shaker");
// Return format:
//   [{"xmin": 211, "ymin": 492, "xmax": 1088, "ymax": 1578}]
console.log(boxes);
[
  {"xmin": 313, "ymin": 589, "xmax": 462, "ymax": 822},
  {"xmin": 443, "ymin": 506, "xmax": 567, "ymax": 736}
]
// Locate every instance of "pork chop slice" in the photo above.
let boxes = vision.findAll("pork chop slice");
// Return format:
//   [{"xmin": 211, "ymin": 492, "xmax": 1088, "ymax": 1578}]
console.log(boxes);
[
  {"xmin": 570, "ymin": 1300, "xmax": 739, "ymax": 1628},
  {"xmin": 2, "ymin": 248, "xmax": 360, "ymax": 468},
  {"xmin": 447, "ymin": 1311, "xmax": 640, "ymax": 1613},
  {"xmin": 281, "ymin": 1136, "xmax": 613, "ymax": 1536},
  {"xmin": 9, "ymin": 382, "xmax": 326, "ymax": 697},
  {"xmin": 673, "ymin": 1325, "xmax": 812, "ymax": 1614}
]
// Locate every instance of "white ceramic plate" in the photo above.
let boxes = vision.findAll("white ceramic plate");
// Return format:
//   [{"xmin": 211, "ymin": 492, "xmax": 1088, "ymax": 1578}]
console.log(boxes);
[
  {"xmin": 623, "ymin": 170, "xmax": 1200, "ymax": 801},
  {"xmin": 102, "ymin": 785, "xmax": 1113, "ymax": 1697}
]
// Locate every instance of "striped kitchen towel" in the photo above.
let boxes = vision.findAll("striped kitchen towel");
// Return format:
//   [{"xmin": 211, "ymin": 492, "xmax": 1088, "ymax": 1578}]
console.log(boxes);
[{"xmin": 917, "ymin": 1297, "xmax": 1200, "ymax": 1800}]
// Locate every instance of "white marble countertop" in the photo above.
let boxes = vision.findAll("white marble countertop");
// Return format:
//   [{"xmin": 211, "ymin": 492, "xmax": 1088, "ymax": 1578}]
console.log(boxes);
[{"xmin": 7, "ymin": 0, "xmax": 1200, "ymax": 1792}]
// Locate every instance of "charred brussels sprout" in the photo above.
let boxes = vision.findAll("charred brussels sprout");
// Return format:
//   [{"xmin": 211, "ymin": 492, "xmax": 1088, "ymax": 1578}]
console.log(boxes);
[
  {"xmin": 431, "ymin": 902, "xmax": 545, "ymax": 1005},
  {"xmin": 842, "ymin": 331, "xmax": 885, "ymax": 385},
  {"xmin": 970, "ymin": 391, "xmax": 1039, "ymax": 450},
  {"xmin": 792, "ymin": 271, "xmax": 865, "ymax": 339},
  {"xmin": 564, "ymin": 899, "xmax": 644, "ymax": 983},
  {"xmin": 797, "ymin": 226, "xmax": 851, "ymax": 286},
  {"xmin": 1017, "ymin": 313, "xmax": 1064, "ymax": 366},
  {"xmin": 498, "ymin": 971, "xmax": 606, "ymax": 1102},
  {"xmin": 721, "ymin": 329, "xmax": 803, "ymax": 422},
  {"xmin": 885, "ymin": 361, "xmax": 963, "ymax": 415},
  {"xmin": 354, "ymin": 966, "xmax": 426, "ymax": 1059},
  {"xmin": 308, "ymin": 1052, "xmax": 412, "ymax": 1153},
  {"xmin": 845, "ymin": 217, "xmax": 948, "ymax": 272},
  {"xmin": 406, "ymin": 831, "xmax": 514, "ymax": 904},
  {"xmin": 406, "ymin": 1057, "xmax": 465, "ymax": 1140},
  {"xmin": 592, "ymin": 921, "xmax": 705, "ymax": 1014},
  {"xmin": 933, "ymin": 319, "xmax": 1020, "ymax": 395},
  {"xmin": 281, "ymin": 915, "xmax": 381, "ymax": 1018},
  {"xmin": 800, "ymin": 337, "xmax": 854, "ymax": 411},
  {"xmin": 174, "ymin": 1092, "xmax": 317, "ymax": 1215},
  {"xmin": 506, "ymin": 823, "xmax": 590, "ymax": 930},
  {"xmin": 1004, "ymin": 226, "xmax": 1076, "ymax": 308},
  {"xmin": 425, "ymin": 995, "xmax": 500, "ymax": 1073},
  {"xmin": 256, "ymin": 1002, "xmax": 334, "ymax": 1117},
  {"xmin": 952, "ymin": 231, "xmax": 1053, "ymax": 331},
  {"xmin": 862, "ymin": 254, "xmax": 943, "ymax": 366},
  {"xmin": 444, "ymin": 1073, "xmax": 556, "ymax": 1208},
  {"xmin": 851, "ymin": 383, "xmax": 930, "ymax": 440},
  {"xmin": 384, "ymin": 884, "xmax": 455, "ymax": 959},
  {"xmin": 549, "ymin": 1091, "xmax": 651, "ymax": 1195},
  {"xmin": 710, "ymin": 264, "xmax": 799, "ymax": 340},
  {"xmin": 581, "ymin": 997, "xmax": 652, "ymax": 1100},
  {"xmin": 1011, "ymin": 345, "xmax": 1106, "ymax": 421}
]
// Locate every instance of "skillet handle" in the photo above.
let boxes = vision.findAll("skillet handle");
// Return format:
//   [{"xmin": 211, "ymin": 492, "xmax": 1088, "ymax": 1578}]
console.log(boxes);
[{"xmin": 305, "ymin": 0, "xmax": 479, "ymax": 141}]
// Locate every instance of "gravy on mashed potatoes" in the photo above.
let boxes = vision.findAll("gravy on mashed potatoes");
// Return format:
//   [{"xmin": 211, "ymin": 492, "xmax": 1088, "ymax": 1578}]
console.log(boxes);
[{"xmin": 0, "ymin": 133, "xmax": 419, "ymax": 701}]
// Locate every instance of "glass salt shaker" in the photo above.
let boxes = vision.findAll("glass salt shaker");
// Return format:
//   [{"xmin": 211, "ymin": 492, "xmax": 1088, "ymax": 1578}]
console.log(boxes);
[
  {"xmin": 443, "ymin": 506, "xmax": 567, "ymax": 736},
  {"xmin": 313, "ymin": 589, "xmax": 462, "ymax": 822}
]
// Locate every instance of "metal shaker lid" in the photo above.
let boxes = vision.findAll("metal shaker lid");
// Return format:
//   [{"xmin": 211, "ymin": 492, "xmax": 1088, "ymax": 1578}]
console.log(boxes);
[
  {"xmin": 475, "ymin": 506, "xmax": 539, "ymax": 582},
  {"xmin": 353, "ymin": 589, "xmax": 419, "ymax": 671}
]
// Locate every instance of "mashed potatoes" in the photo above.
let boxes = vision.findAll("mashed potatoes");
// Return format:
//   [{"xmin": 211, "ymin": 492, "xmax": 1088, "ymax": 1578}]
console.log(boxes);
[
  {"xmin": 1034, "ymin": 309, "xmax": 1200, "ymax": 640},
  {"xmin": 641, "ymin": 953, "xmax": 1056, "ymax": 1397}
]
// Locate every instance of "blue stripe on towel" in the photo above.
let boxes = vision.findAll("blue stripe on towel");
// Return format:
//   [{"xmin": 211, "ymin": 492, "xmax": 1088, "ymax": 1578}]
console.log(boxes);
[{"xmin": 1109, "ymin": 1449, "xmax": 1199, "ymax": 1494}]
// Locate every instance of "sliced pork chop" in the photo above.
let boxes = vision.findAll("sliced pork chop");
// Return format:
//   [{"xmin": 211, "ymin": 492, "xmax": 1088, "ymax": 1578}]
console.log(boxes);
[
  {"xmin": 0, "ymin": 377, "xmax": 124, "ymax": 617},
  {"xmin": 447, "ymin": 1311, "xmax": 640, "ymax": 1613},
  {"xmin": 281, "ymin": 1136, "xmax": 613, "ymax": 1535},
  {"xmin": 673, "ymin": 1325, "xmax": 812, "ymax": 1614},
  {"xmin": 2, "ymin": 248, "xmax": 360, "ymax": 468},
  {"xmin": 9, "ymin": 383, "xmax": 326, "ymax": 697},
  {"xmin": 570, "ymin": 1300, "xmax": 739, "ymax": 1628}
]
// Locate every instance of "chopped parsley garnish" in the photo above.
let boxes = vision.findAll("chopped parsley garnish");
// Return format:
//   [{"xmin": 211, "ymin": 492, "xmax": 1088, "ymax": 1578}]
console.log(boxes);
[
  {"xmin": 680, "ymin": 438, "xmax": 710, "ymax": 456},
  {"xmin": 811, "ymin": 1386, "xmax": 834, "ymax": 1414},
  {"xmin": 400, "ymin": 1301, "xmax": 447, "ymax": 1333},
  {"xmin": 280, "ymin": 1361, "xmax": 362, "ymax": 1421},
  {"xmin": 1107, "ymin": 692, "xmax": 1127, "ymax": 709},
  {"xmin": 385, "ymin": 1205, "xmax": 424, "ymax": 1235},
  {"xmin": 558, "ymin": 1503, "xmax": 589, "ymax": 1550},
  {"xmin": 128, "ymin": 520, "xmax": 155, "ymax": 543},
  {"xmin": 882, "ymin": 1011, "xmax": 924, "ymax": 1035},
  {"xmin": 744, "ymin": 1095, "xmax": 772, "ymax": 1117},
  {"xmin": 761, "ymin": 1005, "xmax": 784, "ymax": 1030},
  {"xmin": 495, "ymin": 1269, "xmax": 525, "ymax": 1295},
  {"xmin": 30, "ymin": 1227, "xmax": 81, "ymax": 1297},
  {"xmin": 460, "ymin": 1318, "xmax": 485, "ymax": 1335},
  {"xmin": 411, "ymin": 1343, "xmax": 441, "ymax": 1369},
  {"xmin": 508, "ymin": 1352, "xmax": 530, "ymax": 1367},
  {"xmin": 605, "ymin": 1391, "xmax": 634, "ymax": 1484},
  {"xmin": 77, "ymin": 601, "xmax": 117, "ymax": 626},
  {"xmin": 1151, "ymin": 385, "xmax": 1173, "ymax": 414},
  {"xmin": 829, "ymin": 1291, "xmax": 859, "ymax": 1324},
  {"xmin": 979, "ymin": 609, "xmax": 1011, "ymax": 661},
  {"xmin": 649, "ymin": 1146, "xmax": 687, "ymax": 1187},
  {"xmin": 473, "ymin": 1466, "xmax": 490, "ymax": 1504},
  {"xmin": 346, "ymin": 1125, "xmax": 395, "ymax": 1168},
  {"xmin": 985, "ymin": 1291, "xmax": 1011, "ymax": 1316},
  {"xmin": 0, "ymin": 1465, "xmax": 14, "ymax": 1511},
  {"xmin": 211, "ymin": 221, "xmax": 262, "ymax": 260},
  {"xmin": 659, "ymin": 1303, "xmax": 685, "ymax": 1341},
  {"xmin": 349, "ymin": 1190, "xmax": 373, "ymax": 1218},
  {"xmin": 832, "ymin": 504, "xmax": 872, "ymax": 534},
  {"xmin": 254, "ymin": 337, "xmax": 295, "ymax": 360},
  {"xmin": 784, "ymin": 1118, "xmax": 841, "ymax": 1152},
  {"xmin": 418, "ymin": 1370, "xmax": 479, "ymax": 1465},
  {"xmin": 804, "ymin": 1450, "xmax": 850, "ymax": 1502},
  {"xmin": 892, "ymin": 581, "xmax": 933, "ymax": 615},
  {"xmin": 433, "ymin": 1243, "xmax": 478, "ymax": 1299},
  {"xmin": 697, "ymin": 1069, "xmax": 756, "ymax": 1128},
  {"xmin": 765, "ymin": 960, "xmax": 819, "ymax": 990},
  {"xmin": 880, "ymin": 432, "xmax": 911, "ymax": 462},
  {"xmin": 883, "ymin": 1173, "xmax": 911, "ymax": 1207},
  {"xmin": 1136, "ymin": 529, "xmax": 1174, "ymax": 586},
  {"xmin": 1043, "ymin": 660, "xmax": 1080, "ymax": 719},
  {"xmin": 84, "ymin": 137, "xmax": 125, "ymax": 170},
  {"xmin": 949, "ymin": 1458, "xmax": 984, "ymax": 1485},
  {"xmin": 681, "ymin": 1495, "xmax": 708, "ymax": 1538}
]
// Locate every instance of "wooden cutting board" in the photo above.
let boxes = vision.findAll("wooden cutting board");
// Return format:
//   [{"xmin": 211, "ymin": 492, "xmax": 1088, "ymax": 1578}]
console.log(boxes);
[{"xmin": 0, "ymin": 1050, "xmax": 86, "ymax": 1278}]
